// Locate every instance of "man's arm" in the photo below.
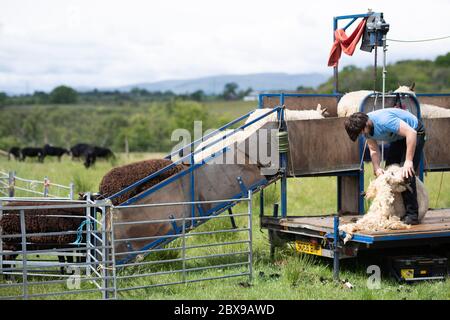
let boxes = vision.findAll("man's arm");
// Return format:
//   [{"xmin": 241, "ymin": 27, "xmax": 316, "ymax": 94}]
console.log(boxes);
[
  {"xmin": 397, "ymin": 120, "xmax": 417, "ymax": 178},
  {"xmin": 367, "ymin": 139, "xmax": 384, "ymax": 176}
]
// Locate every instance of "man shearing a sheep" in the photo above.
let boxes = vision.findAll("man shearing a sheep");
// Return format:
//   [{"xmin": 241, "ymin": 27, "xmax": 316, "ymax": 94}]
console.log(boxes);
[{"xmin": 344, "ymin": 108, "xmax": 426, "ymax": 225}]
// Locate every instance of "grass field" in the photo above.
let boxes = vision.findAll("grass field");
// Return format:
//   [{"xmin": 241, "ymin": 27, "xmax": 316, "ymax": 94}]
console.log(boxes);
[{"xmin": 1, "ymin": 154, "xmax": 450, "ymax": 300}]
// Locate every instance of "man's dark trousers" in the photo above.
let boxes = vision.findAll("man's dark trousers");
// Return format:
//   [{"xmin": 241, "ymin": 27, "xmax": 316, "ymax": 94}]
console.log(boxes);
[{"xmin": 385, "ymin": 122, "xmax": 426, "ymax": 221}]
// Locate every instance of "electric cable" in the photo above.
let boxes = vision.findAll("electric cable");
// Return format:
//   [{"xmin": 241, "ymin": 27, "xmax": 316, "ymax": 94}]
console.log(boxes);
[{"xmin": 387, "ymin": 35, "xmax": 450, "ymax": 43}]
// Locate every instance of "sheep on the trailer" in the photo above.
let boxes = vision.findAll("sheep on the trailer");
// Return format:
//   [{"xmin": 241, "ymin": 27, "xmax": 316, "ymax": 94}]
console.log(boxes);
[{"xmin": 337, "ymin": 85, "xmax": 450, "ymax": 118}]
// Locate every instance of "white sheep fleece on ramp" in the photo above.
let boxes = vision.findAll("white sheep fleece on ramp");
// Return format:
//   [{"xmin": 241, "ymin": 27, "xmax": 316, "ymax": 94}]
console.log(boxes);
[
  {"xmin": 193, "ymin": 105, "xmax": 327, "ymax": 163},
  {"xmin": 339, "ymin": 165, "xmax": 429, "ymax": 243}
]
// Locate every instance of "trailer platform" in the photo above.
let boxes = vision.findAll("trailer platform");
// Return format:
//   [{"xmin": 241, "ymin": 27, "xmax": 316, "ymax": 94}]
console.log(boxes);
[{"xmin": 261, "ymin": 209, "xmax": 450, "ymax": 260}]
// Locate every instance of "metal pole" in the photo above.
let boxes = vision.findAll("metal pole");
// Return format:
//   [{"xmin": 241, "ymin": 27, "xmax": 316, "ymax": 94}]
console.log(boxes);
[
  {"xmin": 182, "ymin": 216, "xmax": 186, "ymax": 284},
  {"xmin": 381, "ymin": 34, "xmax": 387, "ymax": 164},
  {"xmin": 108, "ymin": 206, "xmax": 118, "ymax": 299},
  {"xmin": 69, "ymin": 182, "xmax": 74, "ymax": 200},
  {"xmin": 333, "ymin": 215, "xmax": 340, "ymax": 281},
  {"xmin": 278, "ymin": 98, "xmax": 287, "ymax": 218},
  {"xmin": 101, "ymin": 204, "xmax": 109, "ymax": 300},
  {"xmin": 358, "ymin": 136, "xmax": 365, "ymax": 214},
  {"xmin": 190, "ymin": 153, "xmax": 195, "ymax": 227},
  {"xmin": 373, "ymin": 31, "xmax": 378, "ymax": 93},
  {"xmin": 248, "ymin": 190, "xmax": 253, "ymax": 282},
  {"xmin": 43, "ymin": 177, "xmax": 49, "ymax": 197},
  {"xmin": 20, "ymin": 209, "xmax": 29, "ymax": 299},
  {"xmin": 85, "ymin": 194, "xmax": 92, "ymax": 278},
  {"xmin": 333, "ymin": 17, "xmax": 339, "ymax": 93},
  {"xmin": 337, "ymin": 176, "xmax": 342, "ymax": 212},
  {"xmin": 8, "ymin": 171, "xmax": 15, "ymax": 197},
  {"xmin": 0, "ymin": 200, "xmax": 3, "ymax": 276},
  {"xmin": 259, "ymin": 189, "xmax": 264, "ymax": 219}
]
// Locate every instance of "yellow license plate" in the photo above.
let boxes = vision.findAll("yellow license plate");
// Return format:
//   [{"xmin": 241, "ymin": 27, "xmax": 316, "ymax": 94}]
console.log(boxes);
[
  {"xmin": 401, "ymin": 269, "xmax": 414, "ymax": 279},
  {"xmin": 295, "ymin": 241, "xmax": 322, "ymax": 256}
]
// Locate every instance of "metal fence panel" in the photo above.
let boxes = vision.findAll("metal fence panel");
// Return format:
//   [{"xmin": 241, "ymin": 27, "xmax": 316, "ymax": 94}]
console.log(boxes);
[
  {"xmin": 110, "ymin": 192, "xmax": 253, "ymax": 298},
  {"xmin": 0, "ymin": 193, "xmax": 254, "ymax": 299},
  {"xmin": 0, "ymin": 199, "xmax": 113, "ymax": 300},
  {"xmin": 0, "ymin": 171, "xmax": 74, "ymax": 199}
]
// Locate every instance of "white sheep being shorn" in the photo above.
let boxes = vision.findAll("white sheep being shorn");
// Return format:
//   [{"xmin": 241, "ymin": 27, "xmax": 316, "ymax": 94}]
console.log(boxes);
[
  {"xmin": 339, "ymin": 165, "xmax": 429, "ymax": 243},
  {"xmin": 193, "ymin": 105, "xmax": 328, "ymax": 163}
]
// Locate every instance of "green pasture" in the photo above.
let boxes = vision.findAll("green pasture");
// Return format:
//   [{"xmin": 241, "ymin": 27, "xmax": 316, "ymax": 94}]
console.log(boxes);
[{"xmin": 0, "ymin": 153, "xmax": 449, "ymax": 300}]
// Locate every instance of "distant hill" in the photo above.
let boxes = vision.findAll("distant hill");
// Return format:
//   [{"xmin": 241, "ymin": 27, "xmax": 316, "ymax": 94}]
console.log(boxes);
[
  {"xmin": 318, "ymin": 52, "xmax": 450, "ymax": 93},
  {"xmin": 111, "ymin": 72, "xmax": 328, "ymax": 94}
]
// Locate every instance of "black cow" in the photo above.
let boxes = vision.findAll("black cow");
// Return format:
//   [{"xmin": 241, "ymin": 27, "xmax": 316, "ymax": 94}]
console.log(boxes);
[
  {"xmin": 20, "ymin": 147, "xmax": 44, "ymax": 162},
  {"xmin": 8, "ymin": 147, "xmax": 22, "ymax": 161},
  {"xmin": 83, "ymin": 146, "xmax": 115, "ymax": 168},
  {"xmin": 70, "ymin": 143, "xmax": 92, "ymax": 161},
  {"xmin": 43, "ymin": 144, "xmax": 70, "ymax": 161},
  {"xmin": 93, "ymin": 146, "xmax": 115, "ymax": 160}
]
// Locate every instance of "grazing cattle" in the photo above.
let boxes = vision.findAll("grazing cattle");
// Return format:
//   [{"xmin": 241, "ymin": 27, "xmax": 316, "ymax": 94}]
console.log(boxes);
[
  {"xmin": 8, "ymin": 147, "xmax": 22, "ymax": 161},
  {"xmin": 83, "ymin": 146, "xmax": 115, "ymax": 168},
  {"xmin": 43, "ymin": 144, "xmax": 70, "ymax": 161},
  {"xmin": 20, "ymin": 147, "xmax": 44, "ymax": 162},
  {"xmin": 70, "ymin": 143, "xmax": 92, "ymax": 161},
  {"xmin": 93, "ymin": 146, "xmax": 115, "ymax": 160}
]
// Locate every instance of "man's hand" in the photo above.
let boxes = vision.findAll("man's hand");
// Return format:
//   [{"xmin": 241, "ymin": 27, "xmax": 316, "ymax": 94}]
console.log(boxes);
[
  {"xmin": 402, "ymin": 160, "xmax": 415, "ymax": 178},
  {"xmin": 375, "ymin": 168, "xmax": 384, "ymax": 177}
]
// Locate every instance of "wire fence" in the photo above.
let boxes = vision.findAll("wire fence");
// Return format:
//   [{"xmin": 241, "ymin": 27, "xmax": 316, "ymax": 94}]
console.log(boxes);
[
  {"xmin": 0, "ymin": 193, "xmax": 253, "ymax": 299},
  {"xmin": 0, "ymin": 171, "xmax": 74, "ymax": 199}
]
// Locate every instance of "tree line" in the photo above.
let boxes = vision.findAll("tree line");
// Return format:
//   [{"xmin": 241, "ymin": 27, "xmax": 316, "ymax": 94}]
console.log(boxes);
[
  {"xmin": 298, "ymin": 52, "xmax": 450, "ymax": 93},
  {"xmin": 0, "ymin": 52, "xmax": 448, "ymax": 153},
  {"xmin": 0, "ymin": 100, "xmax": 231, "ymax": 153},
  {"xmin": 0, "ymin": 83, "xmax": 253, "ymax": 107}
]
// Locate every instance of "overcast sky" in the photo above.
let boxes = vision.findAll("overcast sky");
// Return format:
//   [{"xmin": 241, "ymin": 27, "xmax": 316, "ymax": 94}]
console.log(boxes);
[{"xmin": 1, "ymin": 0, "xmax": 449, "ymax": 93}]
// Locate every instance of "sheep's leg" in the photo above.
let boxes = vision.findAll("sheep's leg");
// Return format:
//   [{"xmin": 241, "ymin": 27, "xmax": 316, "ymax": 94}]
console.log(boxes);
[
  {"xmin": 227, "ymin": 208, "xmax": 238, "ymax": 229},
  {"xmin": 66, "ymin": 255, "xmax": 74, "ymax": 274},
  {"xmin": 2, "ymin": 253, "xmax": 18, "ymax": 282},
  {"xmin": 58, "ymin": 255, "xmax": 66, "ymax": 274}
]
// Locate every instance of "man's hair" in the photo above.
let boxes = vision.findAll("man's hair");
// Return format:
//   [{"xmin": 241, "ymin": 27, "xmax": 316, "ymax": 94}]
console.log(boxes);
[{"xmin": 344, "ymin": 112, "xmax": 369, "ymax": 142}]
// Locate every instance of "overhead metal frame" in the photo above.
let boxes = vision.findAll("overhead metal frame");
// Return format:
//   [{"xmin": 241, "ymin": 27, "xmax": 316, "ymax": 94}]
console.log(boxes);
[{"xmin": 332, "ymin": 11, "xmax": 386, "ymax": 94}]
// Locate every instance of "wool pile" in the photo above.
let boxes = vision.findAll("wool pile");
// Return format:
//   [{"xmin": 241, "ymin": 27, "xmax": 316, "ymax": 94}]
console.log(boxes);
[{"xmin": 339, "ymin": 165, "xmax": 429, "ymax": 243}]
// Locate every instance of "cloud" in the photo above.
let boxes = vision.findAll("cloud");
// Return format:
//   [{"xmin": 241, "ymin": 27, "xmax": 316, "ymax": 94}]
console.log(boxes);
[{"xmin": 0, "ymin": 0, "xmax": 449, "ymax": 93}]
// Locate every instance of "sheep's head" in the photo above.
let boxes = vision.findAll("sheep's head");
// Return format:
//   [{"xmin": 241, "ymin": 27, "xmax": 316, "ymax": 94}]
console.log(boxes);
[
  {"xmin": 365, "ymin": 165, "xmax": 407, "ymax": 200},
  {"xmin": 384, "ymin": 165, "xmax": 408, "ymax": 193},
  {"xmin": 316, "ymin": 104, "xmax": 330, "ymax": 117},
  {"xmin": 394, "ymin": 82, "xmax": 416, "ymax": 96}
]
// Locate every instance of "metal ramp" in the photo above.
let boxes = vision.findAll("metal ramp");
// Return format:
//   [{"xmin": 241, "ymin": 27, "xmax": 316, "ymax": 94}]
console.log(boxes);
[{"xmin": 107, "ymin": 107, "xmax": 284, "ymax": 264}]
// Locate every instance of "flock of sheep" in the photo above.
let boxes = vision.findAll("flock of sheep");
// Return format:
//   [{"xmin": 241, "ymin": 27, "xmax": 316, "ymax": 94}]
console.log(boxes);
[{"xmin": 338, "ymin": 84, "xmax": 450, "ymax": 118}]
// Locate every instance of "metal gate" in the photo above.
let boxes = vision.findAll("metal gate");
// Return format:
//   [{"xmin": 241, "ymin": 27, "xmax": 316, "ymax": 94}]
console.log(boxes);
[{"xmin": 0, "ymin": 193, "xmax": 253, "ymax": 299}]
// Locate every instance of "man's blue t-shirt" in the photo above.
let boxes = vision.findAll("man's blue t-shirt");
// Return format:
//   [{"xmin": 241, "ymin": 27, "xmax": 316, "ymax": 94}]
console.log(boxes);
[{"xmin": 367, "ymin": 108, "xmax": 418, "ymax": 142}]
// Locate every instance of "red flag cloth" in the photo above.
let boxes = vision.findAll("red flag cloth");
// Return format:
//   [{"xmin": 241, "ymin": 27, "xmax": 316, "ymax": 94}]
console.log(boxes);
[{"xmin": 327, "ymin": 18, "xmax": 367, "ymax": 67}]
